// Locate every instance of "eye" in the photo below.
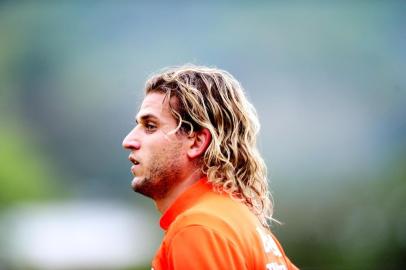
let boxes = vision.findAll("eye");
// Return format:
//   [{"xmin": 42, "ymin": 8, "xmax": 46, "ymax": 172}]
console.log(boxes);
[{"xmin": 145, "ymin": 122, "xmax": 157, "ymax": 132}]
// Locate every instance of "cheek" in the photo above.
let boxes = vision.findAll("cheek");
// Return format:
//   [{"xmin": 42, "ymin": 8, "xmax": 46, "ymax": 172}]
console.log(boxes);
[
  {"xmin": 156, "ymin": 141, "xmax": 185, "ymax": 161},
  {"xmin": 144, "ymin": 134, "xmax": 186, "ymax": 161}
]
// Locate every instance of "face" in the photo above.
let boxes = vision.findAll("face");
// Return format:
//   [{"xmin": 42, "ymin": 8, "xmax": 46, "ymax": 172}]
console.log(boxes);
[{"xmin": 122, "ymin": 92, "xmax": 189, "ymax": 200}]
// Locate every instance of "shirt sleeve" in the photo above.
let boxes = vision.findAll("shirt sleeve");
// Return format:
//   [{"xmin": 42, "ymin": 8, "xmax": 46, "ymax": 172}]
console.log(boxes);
[{"xmin": 166, "ymin": 225, "xmax": 247, "ymax": 270}]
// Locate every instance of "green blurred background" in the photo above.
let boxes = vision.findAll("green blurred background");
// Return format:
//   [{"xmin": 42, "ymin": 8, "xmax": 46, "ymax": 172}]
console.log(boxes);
[{"xmin": 1, "ymin": 1, "xmax": 405, "ymax": 269}]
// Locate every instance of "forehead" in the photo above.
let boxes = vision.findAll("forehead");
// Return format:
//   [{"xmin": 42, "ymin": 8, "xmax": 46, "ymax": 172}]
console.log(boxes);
[{"xmin": 137, "ymin": 92, "xmax": 175, "ymax": 121}]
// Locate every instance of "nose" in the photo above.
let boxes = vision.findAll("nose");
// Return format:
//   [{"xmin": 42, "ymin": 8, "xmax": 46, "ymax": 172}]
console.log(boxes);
[{"xmin": 122, "ymin": 128, "xmax": 141, "ymax": 150}]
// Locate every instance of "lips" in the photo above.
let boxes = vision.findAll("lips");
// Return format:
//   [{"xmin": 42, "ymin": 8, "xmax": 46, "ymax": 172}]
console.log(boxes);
[
  {"xmin": 129, "ymin": 155, "xmax": 140, "ymax": 175},
  {"xmin": 129, "ymin": 155, "xmax": 140, "ymax": 165}
]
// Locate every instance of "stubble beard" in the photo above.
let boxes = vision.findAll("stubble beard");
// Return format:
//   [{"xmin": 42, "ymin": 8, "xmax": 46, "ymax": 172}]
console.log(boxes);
[{"xmin": 132, "ymin": 144, "xmax": 183, "ymax": 200}]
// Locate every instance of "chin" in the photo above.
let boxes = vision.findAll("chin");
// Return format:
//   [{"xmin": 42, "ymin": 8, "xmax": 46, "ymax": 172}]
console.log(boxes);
[{"xmin": 131, "ymin": 176, "xmax": 143, "ymax": 190}]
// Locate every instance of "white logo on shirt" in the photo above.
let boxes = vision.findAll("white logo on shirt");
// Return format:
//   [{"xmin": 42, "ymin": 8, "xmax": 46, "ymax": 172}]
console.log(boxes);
[{"xmin": 256, "ymin": 227, "xmax": 282, "ymax": 257}]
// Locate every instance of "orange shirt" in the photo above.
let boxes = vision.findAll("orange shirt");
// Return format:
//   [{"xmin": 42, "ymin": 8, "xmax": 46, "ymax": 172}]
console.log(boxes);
[{"xmin": 152, "ymin": 178, "xmax": 298, "ymax": 270}]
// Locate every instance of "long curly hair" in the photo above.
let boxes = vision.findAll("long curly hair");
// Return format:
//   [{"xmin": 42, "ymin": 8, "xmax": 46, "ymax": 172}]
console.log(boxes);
[{"xmin": 145, "ymin": 65, "xmax": 274, "ymax": 227}]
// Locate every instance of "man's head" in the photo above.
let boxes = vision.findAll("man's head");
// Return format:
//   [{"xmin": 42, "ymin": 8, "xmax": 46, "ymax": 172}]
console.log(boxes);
[{"xmin": 124, "ymin": 65, "xmax": 272, "ymax": 226}]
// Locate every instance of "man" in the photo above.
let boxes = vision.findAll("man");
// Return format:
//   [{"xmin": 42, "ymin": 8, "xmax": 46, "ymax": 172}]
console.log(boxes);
[{"xmin": 123, "ymin": 65, "xmax": 298, "ymax": 270}]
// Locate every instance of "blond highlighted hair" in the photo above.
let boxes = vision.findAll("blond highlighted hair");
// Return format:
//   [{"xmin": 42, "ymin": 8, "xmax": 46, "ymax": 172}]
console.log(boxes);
[{"xmin": 145, "ymin": 65, "xmax": 273, "ymax": 227}]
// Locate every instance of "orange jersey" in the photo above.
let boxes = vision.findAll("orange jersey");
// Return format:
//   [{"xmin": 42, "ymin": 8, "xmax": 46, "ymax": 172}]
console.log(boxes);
[{"xmin": 152, "ymin": 178, "xmax": 298, "ymax": 270}]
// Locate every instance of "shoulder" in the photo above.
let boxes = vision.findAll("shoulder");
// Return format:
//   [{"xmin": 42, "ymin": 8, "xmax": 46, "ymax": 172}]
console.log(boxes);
[
  {"xmin": 166, "ymin": 209, "xmax": 237, "ymax": 242},
  {"xmin": 166, "ymin": 192, "xmax": 257, "ymax": 241},
  {"xmin": 162, "ymin": 203, "xmax": 260, "ymax": 260},
  {"xmin": 162, "ymin": 222, "xmax": 249, "ymax": 270},
  {"xmin": 157, "ymin": 199, "xmax": 297, "ymax": 270}
]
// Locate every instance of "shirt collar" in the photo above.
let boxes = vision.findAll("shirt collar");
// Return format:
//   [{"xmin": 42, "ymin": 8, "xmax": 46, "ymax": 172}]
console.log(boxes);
[{"xmin": 159, "ymin": 177, "xmax": 211, "ymax": 231}]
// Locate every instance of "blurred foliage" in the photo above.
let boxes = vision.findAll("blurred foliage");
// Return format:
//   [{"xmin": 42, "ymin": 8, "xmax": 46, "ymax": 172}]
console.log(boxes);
[
  {"xmin": 280, "ymin": 153, "xmax": 406, "ymax": 269},
  {"xmin": 0, "ymin": 120, "xmax": 61, "ymax": 206},
  {"xmin": 0, "ymin": 4, "xmax": 64, "ymax": 207}
]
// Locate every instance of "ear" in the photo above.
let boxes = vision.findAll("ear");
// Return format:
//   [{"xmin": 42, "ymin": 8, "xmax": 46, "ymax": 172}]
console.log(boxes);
[{"xmin": 187, "ymin": 128, "xmax": 212, "ymax": 159}]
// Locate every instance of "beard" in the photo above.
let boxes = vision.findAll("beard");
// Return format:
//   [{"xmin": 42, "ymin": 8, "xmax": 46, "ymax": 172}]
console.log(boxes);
[{"xmin": 132, "ymin": 143, "xmax": 184, "ymax": 200}]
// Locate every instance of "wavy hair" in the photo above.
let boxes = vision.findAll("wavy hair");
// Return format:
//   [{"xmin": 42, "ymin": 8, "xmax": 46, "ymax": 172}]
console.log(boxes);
[{"xmin": 145, "ymin": 65, "xmax": 273, "ymax": 227}]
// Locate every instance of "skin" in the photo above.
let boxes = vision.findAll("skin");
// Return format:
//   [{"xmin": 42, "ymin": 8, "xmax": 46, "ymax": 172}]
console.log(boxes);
[{"xmin": 122, "ymin": 92, "xmax": 211, "ymax": 213}]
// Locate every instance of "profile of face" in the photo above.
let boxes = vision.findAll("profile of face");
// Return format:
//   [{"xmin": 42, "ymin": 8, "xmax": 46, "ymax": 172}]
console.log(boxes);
[{"xmin": 122, "ymin": 93, "xmax": 189, "ymax": 200}]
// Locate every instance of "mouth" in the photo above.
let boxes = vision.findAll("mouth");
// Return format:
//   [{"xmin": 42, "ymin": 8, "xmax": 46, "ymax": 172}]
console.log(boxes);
[
  {"xmin": 129, "ymin": 155, "xmax": 140, "ymax": 176},
  {"xmin": 129, "ymin": 155, "xmax": 140, "ymax": 165}
]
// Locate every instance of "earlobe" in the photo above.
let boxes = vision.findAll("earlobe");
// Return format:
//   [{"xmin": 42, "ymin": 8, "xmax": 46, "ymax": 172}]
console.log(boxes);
[{"xmin": 187, "ymin": 128, "xmax": 212, "ymax": 159}]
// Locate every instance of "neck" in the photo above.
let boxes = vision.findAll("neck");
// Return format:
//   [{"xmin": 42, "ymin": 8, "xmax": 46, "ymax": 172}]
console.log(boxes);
[{"xmin": 155, "ymin": 169, "xmax": 204, "ymax": 214}]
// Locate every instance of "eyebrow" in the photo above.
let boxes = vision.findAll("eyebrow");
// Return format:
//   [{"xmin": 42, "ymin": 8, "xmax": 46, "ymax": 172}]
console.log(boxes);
[{"xmin": 135, "ymin": 113, "xmax": 159, "ymax": 124}]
